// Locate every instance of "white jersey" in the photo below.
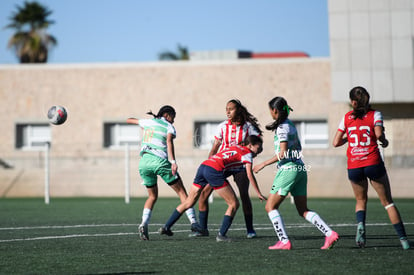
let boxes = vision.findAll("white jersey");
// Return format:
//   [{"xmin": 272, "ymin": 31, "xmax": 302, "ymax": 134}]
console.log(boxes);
[
  {"xmin": 274, "ymin": 119, "xmax": 304, "ymax": 168},
  {"xmin": 138, "ymin": 117, "xmax": 176, "ymax": 159},
  {"xmin": 214, "ymin": 119, "xmax": 261, "ymax": 152}
]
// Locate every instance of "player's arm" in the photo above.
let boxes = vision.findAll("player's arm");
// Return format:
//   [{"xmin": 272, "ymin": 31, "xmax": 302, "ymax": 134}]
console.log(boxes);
[
  {"xmin": 167, "ymin": 133, "xmax": 178, "ymax": 175},
  {"xmin": 332, "ymin": 130, "xmax": 347, "ymax": 147},
  {"xmin": 245, "ymin": 163, "xmax": 266, "ymax": 201},
  {"xmin": 375, "ymin": 126, "xmax": 388, "ymax": 148},
  {"xmin": 126, "ymin": 118, "xmax": 139, "ymax": 124},
  {"xmin": 253, "ymin": 141, "xmax": 287, "ymax": 173},
  {"xmin": 208, "ymin": 139, "xmax": 221, "ymax": 158}
]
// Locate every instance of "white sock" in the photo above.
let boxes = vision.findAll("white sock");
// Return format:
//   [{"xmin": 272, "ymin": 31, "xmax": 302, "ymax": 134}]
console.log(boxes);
[
  {"xmin": 305, "ymin": 211, "xmax": 333, "ymax": 237},
  {"xmin": 268, "ymin": 209, "xmax": 289, "ymax": 243},
  {"xmin": 141, "ymin": 208, "xmax": 152, "ymax": 226},
  {"xmin": 185, "ymin": 208, "xmax": 197, "ymax": 224}
]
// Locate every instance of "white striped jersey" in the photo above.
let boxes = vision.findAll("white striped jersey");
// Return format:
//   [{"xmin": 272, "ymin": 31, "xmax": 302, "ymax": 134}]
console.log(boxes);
[
  {"xmin": 138, "ymin": 117, "xmax": 176, "ymax": 159},
  {"xmin": 214, "ymin": 120, "xmax": 261, "ymax": 152}
]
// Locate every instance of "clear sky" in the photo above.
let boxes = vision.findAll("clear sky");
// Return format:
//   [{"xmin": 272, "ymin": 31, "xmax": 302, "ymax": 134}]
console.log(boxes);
[{"xmin": 0, "ymin": 0, "xmax": 329, "ymax": 64}]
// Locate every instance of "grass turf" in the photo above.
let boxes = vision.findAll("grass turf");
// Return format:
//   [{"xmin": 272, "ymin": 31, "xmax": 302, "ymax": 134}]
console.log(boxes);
[{"xmin": 0, "ymin": 197, "xmax": 413, "ymax": 274}]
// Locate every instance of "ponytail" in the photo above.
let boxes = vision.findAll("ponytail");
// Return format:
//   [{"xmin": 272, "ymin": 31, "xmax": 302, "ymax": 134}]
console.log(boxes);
[
  {"xmin": 266, "ymin": 97, "xmax": 293, "ymax": 131},
  {"xmin": 349, "ymin": 86, "xmax": 371, "ymax": 119},
  {"xmin": 147, "ymin": 105, "xmax": 176, "ymax": 119}
]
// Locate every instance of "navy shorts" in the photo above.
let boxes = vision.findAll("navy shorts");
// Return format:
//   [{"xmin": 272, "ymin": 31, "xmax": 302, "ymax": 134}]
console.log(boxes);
[
  {"xmin": 347, "ymin": 162, "xmax": 387, "ymax": 182},
  {"xmin": 193, "ymin": 164, "xmax": 229, "ymax": 189}
]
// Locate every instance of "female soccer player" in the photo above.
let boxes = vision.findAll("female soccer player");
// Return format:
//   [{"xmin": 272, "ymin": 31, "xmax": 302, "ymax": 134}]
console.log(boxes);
[
  {"xmin": 254, "ymin": 97, "xmax": 339, "ymax": 250},
  {"xmin": 333, "ymin": 86, "xmax": 410, "ymax": 250},
  {"xmin": 193, "ymin": 99, "xmax": 263, "ymax": 238},
  {"xmin": 160, "ymin": 135, "xmax": 266, "ymax": 242},
  {"xmin": 127, "ymin": 105, "xmax": 199, "ymax": 241}
]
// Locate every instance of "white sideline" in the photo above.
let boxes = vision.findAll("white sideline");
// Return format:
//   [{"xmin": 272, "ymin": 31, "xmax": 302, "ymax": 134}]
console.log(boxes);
[{"xmin": 1, "ymin": 222, "xmax": 413, "ymax": 243}]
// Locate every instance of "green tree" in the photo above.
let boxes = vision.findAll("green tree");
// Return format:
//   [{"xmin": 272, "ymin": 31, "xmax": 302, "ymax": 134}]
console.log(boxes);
[
  {"xmin": 158, "ymin": 44, "xmax": 189, "ymax": 61},
  {"xmin": 5, "ymin": 1, "xmax": 57, "ymax": 63}
]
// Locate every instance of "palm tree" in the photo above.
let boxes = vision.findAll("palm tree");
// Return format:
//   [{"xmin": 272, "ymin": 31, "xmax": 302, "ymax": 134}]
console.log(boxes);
[
  {"xmin": 158, "ymin": 44, "xmax": 189, "ymax": 61},
  {"xmin": 5, "ymin": 1, "xmax": 57, "ymax": 63}
]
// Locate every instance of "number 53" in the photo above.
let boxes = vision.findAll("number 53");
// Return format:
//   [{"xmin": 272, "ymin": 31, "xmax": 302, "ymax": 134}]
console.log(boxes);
[{"xmin": 348, "ymin": 126, "xmax": 371, "ymax": 146}]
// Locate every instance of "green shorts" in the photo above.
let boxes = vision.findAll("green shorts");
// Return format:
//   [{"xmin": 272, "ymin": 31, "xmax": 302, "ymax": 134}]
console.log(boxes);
[
  {"xmin": 270, "ymin": 164, "xmax": 307, "ymax": 196},
  {"xmin": 138, "ymin": 153, "xmax": 179, "ymax": 187}
]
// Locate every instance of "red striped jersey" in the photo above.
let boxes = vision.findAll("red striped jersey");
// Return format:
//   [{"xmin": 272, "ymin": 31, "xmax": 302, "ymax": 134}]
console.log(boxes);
[
  {"xmin": 338, "ymin": 109, "xmax": 383, "ymax": 169},
  {"xmin": 202, "ymin": 145, "xmax": 253, "ymax": 172},
  {"xmin": 214, "ymin": 120, "xmax": 261, "ymax": 152}
]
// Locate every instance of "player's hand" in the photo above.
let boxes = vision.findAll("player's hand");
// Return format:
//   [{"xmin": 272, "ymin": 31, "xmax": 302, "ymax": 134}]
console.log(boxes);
[
  {"xmin": 380, "ymin": 139, "xmax": 389, "ymax": 148},
  {"xmin": 253, "ymin": 163, "xmax": 265, "ymax": 173},
  {"xmin": 258, "ymin": 193, "xmax": 267, "ymax": 202},
  {"xmin": 171, "ymin": 163, "xmax": 178, "ymax": 175}
]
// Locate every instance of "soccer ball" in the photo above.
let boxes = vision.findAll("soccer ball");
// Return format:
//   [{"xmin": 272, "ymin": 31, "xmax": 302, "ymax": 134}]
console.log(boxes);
[{"xmin": 47, "ymin": 105, "xmax": 67, "ymax": 125}]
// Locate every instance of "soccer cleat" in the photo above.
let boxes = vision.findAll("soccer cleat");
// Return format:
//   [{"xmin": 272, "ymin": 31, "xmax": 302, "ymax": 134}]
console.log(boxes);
[
  {"xmin": 188, "ymin": 229, "xmax": 209, "ymax": 237},
  {"xmin": 246, "ymin": 231, "xmax": 257, "ymax": 239},
  {"xmin": 400, "ymin": 238, "xmax": 411, "ymax": 250},
  {"xmin": 216, "ymin": 233, "xmax": 232, "ymax": 242},
  {"xmin": 138, "ymin": 224, "xmax": 149, "ymax": 241},
  {"xmin": 268, "ymin": 240, "xmax": 292, "ymax": 250},
  {"xmin": 321, "ymin": 231, "xmax": 339, "ymax": 249},
  {"xmin": 356, "ymin": 223, "xmax": 366, "ymax": 248},
  {"xmin": 158, "ymin": 226, "xmax": 173, "ymax": 236},
  {"xmin": 191, "ymin": 222, "xmax": 202, "ymax": 232}
]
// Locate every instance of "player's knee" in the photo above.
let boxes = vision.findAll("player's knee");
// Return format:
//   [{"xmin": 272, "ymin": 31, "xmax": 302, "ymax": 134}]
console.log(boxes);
[
  {"xmin": 182, "ymin": 199, "xmax": 195, "ymax": 210},
  {"xmin": 228, "ymin": 199, "xmax": 240, "ymax": 212},
  {"xmin": 234, "ymin": 199, "xmax": 240, "ymax": 210},
  {"xmin": 147, "ymin": 192, "xmax": 157, "ymax": 201}
]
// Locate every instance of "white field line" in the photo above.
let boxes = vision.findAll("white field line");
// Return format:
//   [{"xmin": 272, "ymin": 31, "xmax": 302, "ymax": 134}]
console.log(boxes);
[{"xmin": 1, "ymin": 222, "xmax": 413, "ymax": 243}]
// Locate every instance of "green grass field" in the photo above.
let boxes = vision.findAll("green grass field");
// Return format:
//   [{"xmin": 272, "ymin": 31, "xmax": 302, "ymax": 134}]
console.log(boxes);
[{"xmin": 1, "ymin": 197, "xmax": 413, "ymax": 274}]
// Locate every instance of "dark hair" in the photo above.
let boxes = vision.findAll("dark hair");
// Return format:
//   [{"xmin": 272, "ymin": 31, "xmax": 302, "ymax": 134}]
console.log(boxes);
[
  {"xmin": 241, "ymin": 135, "xmax": 263, "ymax": 155},
  {"xmin": 242, "ymin": 135, "xmax": 263, "ymax": 146},
  {"xmin": 228, "ymin": 99, "xmax": 263, "ymax": 135},
  {"xmin": 147, "ymin": 105, "xmax": 176, "ymax": 119},
  {"xmin": 349, "ymin": 86, "xmax": 371, "ymax": 119},
  {"xmin": 265, "ymin": 97, "xmax": 293, "ymax": 131}
]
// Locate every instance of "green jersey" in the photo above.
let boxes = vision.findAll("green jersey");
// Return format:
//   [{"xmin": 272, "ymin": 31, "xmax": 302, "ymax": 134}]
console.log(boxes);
[{"xmin": 138, "ymin": 117, "xmax": 176, "ymax": 160}]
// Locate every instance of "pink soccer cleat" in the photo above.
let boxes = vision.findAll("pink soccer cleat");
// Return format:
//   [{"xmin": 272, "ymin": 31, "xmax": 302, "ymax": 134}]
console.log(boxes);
[
  {"xmin": 321, "ymin": 231, "xmax": 339, "ymax": 249},
  {"xmin": 268, "ymin": 240, "xmax": 292, "ymax": 250}
]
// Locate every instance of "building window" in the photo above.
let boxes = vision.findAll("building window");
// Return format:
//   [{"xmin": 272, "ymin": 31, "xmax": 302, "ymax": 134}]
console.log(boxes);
[
  {"xmin": 194, "ymin": 121, "xmax": 221, "ymax": 149},
  {"xmin": 293, "ymin": 120, "xmax": 329, "ymax": 148},
  {"xmin": 103, "ymin": 122, "xmax": 140, "ymax": 149},
  {"xmin": 15, "ymin": 124, "xmax": 51, "ymax": 149}
]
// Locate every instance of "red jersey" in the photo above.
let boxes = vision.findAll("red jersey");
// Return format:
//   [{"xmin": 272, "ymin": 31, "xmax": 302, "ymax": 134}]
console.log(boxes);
[
  {"xmin": 338, "ymin": 109, "xmax": 383, "ymax": 169},
  {"xmin": 214, "ymin": 120, "xmax": 261, "ymax": 152},
  {"xmin": 202, "ymin": 145, "xmax": 253, "ymax": 172}
]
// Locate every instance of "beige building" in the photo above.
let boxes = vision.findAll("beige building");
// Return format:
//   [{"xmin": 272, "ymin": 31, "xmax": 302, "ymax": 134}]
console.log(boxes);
[{"xmin": 1, "ymin": 58, "xmax": 413, "ymax": 199}]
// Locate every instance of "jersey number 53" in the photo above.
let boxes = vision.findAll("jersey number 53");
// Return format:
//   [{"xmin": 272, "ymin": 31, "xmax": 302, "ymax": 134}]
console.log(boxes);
[{"xmin": 348, "ymin": 126, "xmax": 371, "ymax": 147}]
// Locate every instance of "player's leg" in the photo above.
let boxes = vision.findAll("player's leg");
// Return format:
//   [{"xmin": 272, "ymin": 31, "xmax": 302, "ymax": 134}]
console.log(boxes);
[
  {"xmin": 196, "ymin": 184, "xmax": 213, "ymax": 233},
  {"xmin": 294, "ymin": 195, "xmax": 339, "ymax": 249},
  {"xmin": 234, "ymin": 171, "xmax": 256, "ymax": 238},
  {"xmin": 143, "ymin": 185, "xmax": 158, "ymax": 220},
  {"xmin": 291, "ymin": 169, "xmax": 339, "ymax": 249},
  {"xmin": 169, "ymin": 178, "xmax": 198, "ymax": 229},
  {"xmin": 138, "ymin": 185, "xmax": 157, "ymax": 241},
  {"xmin": 349, "ymin": 166, "xmax": 369, "ymax": 248},
  {"xmin": 266, "ymin": 192, "xmax": 291, "ymax": 249},
  {"xmin": 370, "ymin": 172, "xmax": 410, "ymax": 249},
  {"xmin": 137, "ymin": 154, "xmax": 158, "ymax": 241},
  {"xmin": 159, "ymin": 155, "xmax": 200, "ymax": 231},
  {"xmin": 214, "ymin": 183, "xmax": 239, "ymax": 241},
  {"xmin": 160, "ymin": 184, "xmax": 203, "ymax": 236}
]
